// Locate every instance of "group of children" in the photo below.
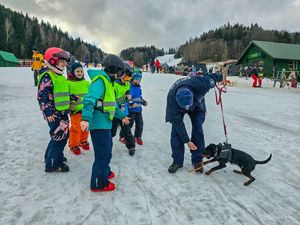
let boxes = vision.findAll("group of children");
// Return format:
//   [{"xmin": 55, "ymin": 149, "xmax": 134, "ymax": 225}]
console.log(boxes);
[{"xmin": 37, "ymin": 47, "xmax": 147, "ymax": 192}]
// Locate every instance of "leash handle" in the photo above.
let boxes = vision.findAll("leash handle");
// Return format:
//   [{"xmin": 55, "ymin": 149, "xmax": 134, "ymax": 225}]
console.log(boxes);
[{"xmin": 214, "ymin": 83, "xmax": 228, "ymax": 143}]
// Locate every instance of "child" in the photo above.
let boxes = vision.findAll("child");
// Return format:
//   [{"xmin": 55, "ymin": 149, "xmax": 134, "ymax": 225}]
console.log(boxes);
[
  {"xmin": 111, "ymin": 62, "xmax": 136, "ymax": 156},
  {"xmin": 80, "ymin": 54, "xmax": 130, "ymax": 192},
  {"xmin": 68, "ymin": 62, "xmax": 90, "ymax": 155},
  {"xmin": 128, "ymin": 69, "xmax": 147, "ymax": 145},
  {"xmin": 37, "ymin": 47, "xmax": 70, "ymax": 172}
]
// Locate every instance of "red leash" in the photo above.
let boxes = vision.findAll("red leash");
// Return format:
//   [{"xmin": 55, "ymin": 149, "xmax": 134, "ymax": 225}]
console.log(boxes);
[{"xmin": 214, "ymin": 83, "xmax": 228, "ymax": 143}]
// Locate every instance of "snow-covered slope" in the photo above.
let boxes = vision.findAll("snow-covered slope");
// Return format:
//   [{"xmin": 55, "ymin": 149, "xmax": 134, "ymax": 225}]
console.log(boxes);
[
  {"xmin": 0, "ymin": 68, "xmax": 299, "ymax": 225},
  {"xmin": 155, "ymin": 54, "xmax": 182, "ymax": 66}
]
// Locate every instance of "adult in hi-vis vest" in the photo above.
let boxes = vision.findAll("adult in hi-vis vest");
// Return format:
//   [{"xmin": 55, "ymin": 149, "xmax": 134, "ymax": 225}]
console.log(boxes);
[
  {"xmin": 80, "ymin": 54, "xmax": 130, "ymax": 192},
  {"xmin": 37, "ymin": 47, "xmax": 71, "ymax": 172},
  {"xmin": 32, "ymin": 47, "xmax": 44, "ymax": 86}
]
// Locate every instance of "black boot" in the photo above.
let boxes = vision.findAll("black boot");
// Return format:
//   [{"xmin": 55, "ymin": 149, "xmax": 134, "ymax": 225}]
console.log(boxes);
[
  {"xmin": 45, "ymin": 162, "xmax": 70, "ymax": 172},
  {"xmin": 129, "ymin": 148, "xmax": 135, "ymax": 156},
  {"xmin": 168, "ymin": 163, "xmax": 183, "ymax": 173}
]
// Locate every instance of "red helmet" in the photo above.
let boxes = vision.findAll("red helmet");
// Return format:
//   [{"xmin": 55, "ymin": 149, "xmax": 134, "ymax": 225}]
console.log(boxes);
[{"xmin": 44, "ymin": 47, "xmax": 70, "ymax": 66}]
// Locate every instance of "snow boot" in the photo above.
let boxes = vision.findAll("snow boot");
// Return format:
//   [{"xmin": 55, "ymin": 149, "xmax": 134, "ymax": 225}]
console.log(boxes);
[
  {"xmin": 63, "ymin": 156, "xmax": 67, "ymax": 162},
  {"xmin": 45, "ymin": 163, "xmax": 70, "ymax": 173},
  {"xmin": 129, "ymin": 148, "xmax": 135, "ymax": 156},
  {"xmin": 119, "ymin": 137, "xmax": 126, "ymax": 144},
  {"xmin": 108, "ymin": 171, "xmax": 115, "ymax": 179},
  {"xmin": 80, "ymin": 141, "xmax": 90, "ymax": 151},
  {"xmin": 91, "ymin": 181, "xmax": 116, "ymax": 192},
  {"xmin": 168, "ymin": 163, "xmax": 183, "ymax": 173},
  {"xmin": 135, "ymin": 137, "xmax": 144, "ymax": 145},
  {"xmin": 70, "ymin": 146, "xmax": 81, "ymax": 155}
]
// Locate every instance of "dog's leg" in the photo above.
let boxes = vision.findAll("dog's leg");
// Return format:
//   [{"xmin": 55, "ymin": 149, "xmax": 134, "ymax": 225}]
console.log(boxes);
[
  {"xmin": 203, "ymin": 158, "xmax": 217, "ymax": 165},
  {"xmin": 243, "ymin": 174, "xmax": 256, "ymax": 186},
  {"xmin": 233, "ymin": 170, "xmax": 243, "ymax": 174},
  {"xmin": 205, "ymin": 164, "xmax": 226, "ymax": 175}
]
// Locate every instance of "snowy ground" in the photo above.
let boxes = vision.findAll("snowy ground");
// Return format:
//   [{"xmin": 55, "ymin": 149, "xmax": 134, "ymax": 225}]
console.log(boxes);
[{"xmin": 0, "ymin": 68, "xmax": 300, "ymax": 225}]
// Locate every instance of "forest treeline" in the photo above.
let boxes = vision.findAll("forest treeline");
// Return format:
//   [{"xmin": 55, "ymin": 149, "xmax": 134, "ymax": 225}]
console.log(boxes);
[{"xmin": 0, "ymin": 4, "xmax": 103, "ymax": 62}]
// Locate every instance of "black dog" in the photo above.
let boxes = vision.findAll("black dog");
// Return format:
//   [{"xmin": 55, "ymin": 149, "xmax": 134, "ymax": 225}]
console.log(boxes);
[{"xmin": 203, "ymin": 143, "xmax": 272, "ymax": 186}]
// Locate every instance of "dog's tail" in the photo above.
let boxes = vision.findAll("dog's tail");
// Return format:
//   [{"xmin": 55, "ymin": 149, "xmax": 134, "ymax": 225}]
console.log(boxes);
[{"xmin": 255, "ymin": 154, "xmax": 272, "ymax": 165}]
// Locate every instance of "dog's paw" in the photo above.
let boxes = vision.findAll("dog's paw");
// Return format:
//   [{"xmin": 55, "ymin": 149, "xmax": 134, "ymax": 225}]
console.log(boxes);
[{"xmin": 205, "ymin": 171, "xmax": 212, "ymax": 175}]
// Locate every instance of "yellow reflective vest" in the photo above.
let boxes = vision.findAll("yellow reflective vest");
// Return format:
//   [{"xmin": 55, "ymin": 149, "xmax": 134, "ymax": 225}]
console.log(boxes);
[
  {"xmin": 92, "ymin": 75, "xmax": 116, "ymax": 120},
  {"xmin": 38, "ymin": 71, "xmax": 70, "ymax": 111},
  {"xmin": 68, "ymin": 80, "xmax": 90, "ymax": 113}
]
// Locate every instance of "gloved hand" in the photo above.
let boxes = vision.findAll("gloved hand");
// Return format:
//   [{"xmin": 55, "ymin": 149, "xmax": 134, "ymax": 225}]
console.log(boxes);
[
  {"xmin": 52, "ymin": 120, "xmax": 69, "ymax": 141},
  {"xmin": 142, "ymin": 99, "xmax": 148, "ymax": 106}
]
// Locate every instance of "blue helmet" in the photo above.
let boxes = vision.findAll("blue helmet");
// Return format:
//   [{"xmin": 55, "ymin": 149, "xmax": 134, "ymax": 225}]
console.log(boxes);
[
  {"xmin": 176, "ymin": 88, "xmax": 193, "ymax": 109},
  {"xmin": 132, "ymin": 72, "xmax": 142, "ymax": 81}
]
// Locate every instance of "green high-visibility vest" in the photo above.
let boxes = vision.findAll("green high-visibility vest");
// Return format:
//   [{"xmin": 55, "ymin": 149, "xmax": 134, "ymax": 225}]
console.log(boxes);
[
  {"xmin": 92, "ymin": 75, "xmax": 116, "ymax": 120},
  {"xmin": 68, "ymin": 80, "xmax": 90, "ymax": 113},
  {"xmin": 114, "ymin": 81, "xmax": 130, "ymax": 104},
  {"xmin": 38, "ymin": 71, "xmax": 70, "ymax": 111}
]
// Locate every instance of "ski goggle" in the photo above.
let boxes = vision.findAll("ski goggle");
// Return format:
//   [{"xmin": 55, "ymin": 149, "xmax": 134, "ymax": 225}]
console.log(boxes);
[{"xmin": 53, "ymin": 51, "xmax": 70, "ymax": 62}]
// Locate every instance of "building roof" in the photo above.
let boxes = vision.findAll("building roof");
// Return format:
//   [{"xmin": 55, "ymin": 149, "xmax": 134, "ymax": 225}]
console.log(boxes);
[
  {"xmin": 237, "ymin": 40, "xmax": 300, "ymax": 64},
  {"xmin": 0, "ymin": 50, "xmax": 19, "ymax": 63}
]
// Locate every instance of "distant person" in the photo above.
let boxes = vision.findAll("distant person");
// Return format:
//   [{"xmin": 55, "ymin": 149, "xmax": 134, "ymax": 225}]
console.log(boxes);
[
  {"xmin": 288, "ymin": 70, "xmax": 297, "ymax": 88},
  {"xmin": 31, "ymin": 47, "xmax": 44, "ymax": 86},
  {"xmin": 166, "ymin": 73, "xmax": 224, "ymax": 174},
  {"xmin": 37, "ymin": 47, "xmax": 71, "ymax": 172},
  {"xmin": 258, "ymin": 67, "xmax": 264, "ymax": 87},
  {"xmin": 279, "ymin": 68, "xmax": 287, "ymax": 88},
  {"xmin": 251, "ymin": 67, "xmax": 258, "ymax": 87},
  {"xmin": 94, "ymin": 58, "xmax": 98, "ymax": 67},
  {"xmin": 83, "ymin": 54, "xmax": 89, "ymax": 68},
  {"xmin": 66, "ymin": 55, "xmax": 76, "ymax": 75},
  {"xmin": 155, "ymin": 59, "xmax": 160, "ymax": 73}
]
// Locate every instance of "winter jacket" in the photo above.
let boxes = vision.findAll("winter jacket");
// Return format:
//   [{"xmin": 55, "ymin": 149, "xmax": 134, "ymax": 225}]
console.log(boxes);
[
  {"xmin": 37, "ymin": 70, "xmax": 69, "ymax": 118},
  {"xmin": 129, "ymin": 83, "xmax": 146, "ymax": 113},
  {"xmin": 32, "ymin": 52, "xmax": 44, "ymax": 71},
  {"xmin": 81, "ymin": 69, "xmax": 125, "ymax": 130},
  {"xmin": 165, "ymin": 73, "xmax": 223, "ymax": 143}
]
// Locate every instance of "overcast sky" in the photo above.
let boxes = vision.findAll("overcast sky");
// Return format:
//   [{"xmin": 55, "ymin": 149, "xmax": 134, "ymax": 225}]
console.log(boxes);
[{"xmin": 1, "ymin": 0, "xmax": 300, "ymax": 54}]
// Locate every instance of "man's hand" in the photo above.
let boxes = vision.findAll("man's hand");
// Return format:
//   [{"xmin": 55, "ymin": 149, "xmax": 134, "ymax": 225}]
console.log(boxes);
[
  {"xmin": 187, "ymin": 141, "xmax": 197, "ymax": 151},
  {"xmin": 122, "ymin": 117, "xmax": 130, "ymax": 125},
  {"xmin": 80, "ymin": 121, "xmax": 89, "ymax": 131},
  {"xmin": 47, "ymin": 114, "xmax": 57, "ymax": 122}
]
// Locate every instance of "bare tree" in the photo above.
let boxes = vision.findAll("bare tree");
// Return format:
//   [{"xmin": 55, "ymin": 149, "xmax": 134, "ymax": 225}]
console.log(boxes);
[{"xmin": 5, "ymin": 17, "xmax": 14, "ymax": 46}]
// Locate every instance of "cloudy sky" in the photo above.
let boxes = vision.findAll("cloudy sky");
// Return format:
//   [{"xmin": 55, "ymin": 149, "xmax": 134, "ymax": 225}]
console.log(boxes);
[{"xmin": 1, "ymin": 0, "xmax": 300, "ymax": 53}]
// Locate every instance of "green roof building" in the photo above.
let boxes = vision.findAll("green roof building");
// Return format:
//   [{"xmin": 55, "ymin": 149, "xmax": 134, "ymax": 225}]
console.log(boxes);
[
  {"xmin": 0, "ymin": 50, "xmax": 19, "ymax": 67},
  {"xmin": 237, "ymin": 40, "xmax": 300, "ymax": 77}
]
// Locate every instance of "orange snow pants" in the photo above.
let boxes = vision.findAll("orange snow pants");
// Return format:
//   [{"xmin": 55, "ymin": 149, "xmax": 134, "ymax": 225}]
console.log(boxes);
[{"xmin": 68, "ymin": 112, "xmax": 89, "ymax": 148}]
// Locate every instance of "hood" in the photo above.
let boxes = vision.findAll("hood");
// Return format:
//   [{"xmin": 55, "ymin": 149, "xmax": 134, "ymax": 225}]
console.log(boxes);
[{"xmin": 87, "ymin": 69, "xmax": 110, "ymax": 81}]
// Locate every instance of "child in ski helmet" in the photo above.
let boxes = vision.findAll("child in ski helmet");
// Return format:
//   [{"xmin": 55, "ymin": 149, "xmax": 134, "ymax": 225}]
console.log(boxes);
[
  {"xmin": 80, "ymin": 54, "xmax": 130, "ymax": 192},
  {"xmin": 111, "ymin": 61, "xmax": 136, "ymax": 156},
  {"xmin": 68, "ymin": 62, "xmax": 90, "ymax": 155},
  {"xmin": 128, "ymin": 69, "xmax": 148, "ymax": 145},
  {"xmin": 37, "ymin": 47, "xmax": 71, "ymax": 172}
]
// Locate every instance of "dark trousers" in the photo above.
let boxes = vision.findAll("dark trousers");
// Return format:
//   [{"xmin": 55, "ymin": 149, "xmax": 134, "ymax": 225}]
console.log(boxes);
[
  {"xmin": 90, "ymin": 129, "xmax": 112, "ymax": 189},
  {"xmin": 120, "ymin": 112, "xmax": 143, "ymax": 138},
  {"xmin": 45, "ymin": 116, "xmax": 69, "ymax": 169},
  {"xmin": 170, "ymin": 110, "xmax": 205, "ymax": 166},
  {"xmin": 112, "ymin": 118, "xmax": 135, "ymax": 149},
  {"xmin": 34, "ymin": 70, "xmax": 39, "ymax": 86}
]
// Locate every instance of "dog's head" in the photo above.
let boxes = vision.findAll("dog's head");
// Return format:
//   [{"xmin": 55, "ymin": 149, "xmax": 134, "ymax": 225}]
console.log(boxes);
[{"xmin": 203, "ymin": 143, "xmax": 218, "ymax": 159}]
